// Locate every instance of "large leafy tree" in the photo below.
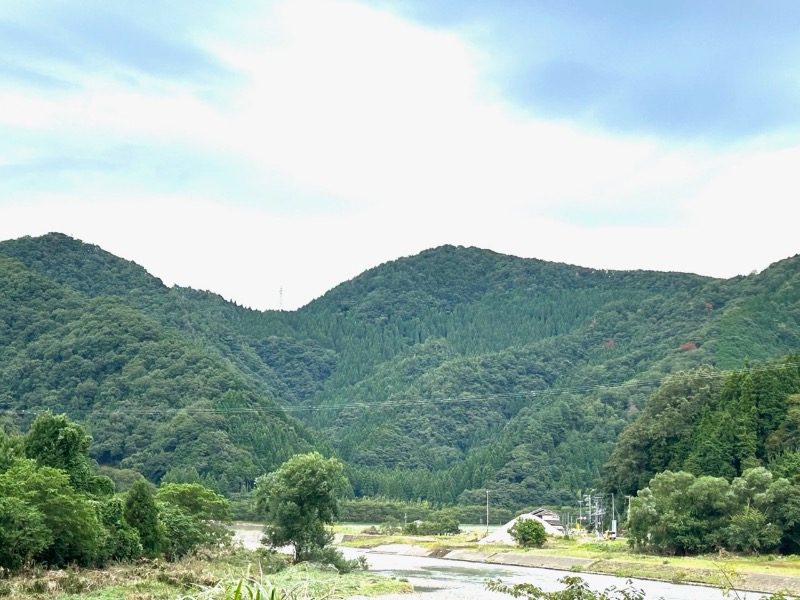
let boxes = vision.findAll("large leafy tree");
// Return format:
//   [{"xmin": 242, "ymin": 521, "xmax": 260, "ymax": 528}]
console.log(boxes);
[
  {"xmin": 24, "ymin": 413, "xmax": 113, "ymax": 496},
  {"xmin": 0, "ymin": 458, "xmax": 102, "ymax": 567},
  {"xmin": 24, "ymin": 413, "xmax": 92, "ymax": 489},
  {"xmin": 255, "ymin": 451, "xmax": 347, "ymax": 562},
  {"xmin": 628, "ymin": 468, "xmax": 800, "ymax": 555},
  {"xmin": 96, "ymin": 496, "xmax": 142, "ymax": 564}
]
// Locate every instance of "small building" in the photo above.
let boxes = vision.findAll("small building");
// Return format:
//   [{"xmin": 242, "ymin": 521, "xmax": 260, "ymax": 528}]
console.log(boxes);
[{"xmin": 479, "ymin": 508, "xmax": 564, "ymax": 545}]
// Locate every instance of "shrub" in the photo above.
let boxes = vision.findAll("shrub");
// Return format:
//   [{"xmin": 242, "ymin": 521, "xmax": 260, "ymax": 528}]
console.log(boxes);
[{"xmin": 509, "ymin": 518, "xmax": 547, "ymax": 548}]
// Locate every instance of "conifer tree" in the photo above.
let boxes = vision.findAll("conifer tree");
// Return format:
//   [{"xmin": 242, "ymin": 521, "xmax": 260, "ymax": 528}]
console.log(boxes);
[{"xmin": 124, "ymin": 478, "xmax": 163, "ymax": 557}]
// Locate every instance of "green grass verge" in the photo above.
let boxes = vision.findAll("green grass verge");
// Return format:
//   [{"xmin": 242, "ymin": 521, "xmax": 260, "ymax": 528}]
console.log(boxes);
[{"xmin": 0, "ymin": 547, "xmax": 410, "ymax": 600}]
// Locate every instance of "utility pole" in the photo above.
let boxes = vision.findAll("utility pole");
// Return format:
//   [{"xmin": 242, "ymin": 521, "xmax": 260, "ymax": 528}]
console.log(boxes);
[
  {"xmin": 611, "ymin": 493, "xmax": 617, "ymax": 538},
  {"xmin": 486, "ymin": 490, "xmax": 490, "ymax": 535},
  {"xmin": 626, "ymin": 495, "xmax": 632, "ymax": 520}
]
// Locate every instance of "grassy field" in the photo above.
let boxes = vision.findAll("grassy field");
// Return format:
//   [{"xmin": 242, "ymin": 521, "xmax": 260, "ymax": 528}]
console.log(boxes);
[{"xmin": 0, "ymin": 546, "xmax": 411, "ymax": 600}]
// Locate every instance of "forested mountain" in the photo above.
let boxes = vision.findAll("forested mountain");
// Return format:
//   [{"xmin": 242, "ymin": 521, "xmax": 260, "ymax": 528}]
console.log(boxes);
[
  {"xmin": 2, "ymin": 233, "xmax": 799, "ymax": 508},
  {"xmin": 605, "ymin": 355, "xmax": 800, "ymax": 494},
  {"xmin": 0, "ymin": 235, "xmax": 316, "ymax": 492}
]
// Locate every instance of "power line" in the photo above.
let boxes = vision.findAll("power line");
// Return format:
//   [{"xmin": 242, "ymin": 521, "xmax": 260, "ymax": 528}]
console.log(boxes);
[{"xmin": 2, "ymin": 359, "xmax": 797, "ymax": 418}]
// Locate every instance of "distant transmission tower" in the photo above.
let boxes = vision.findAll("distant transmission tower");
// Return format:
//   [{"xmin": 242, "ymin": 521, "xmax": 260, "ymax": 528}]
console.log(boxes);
[{"xmin": 279, "ymin": 286, "xmax": 283, "ymax": 310}]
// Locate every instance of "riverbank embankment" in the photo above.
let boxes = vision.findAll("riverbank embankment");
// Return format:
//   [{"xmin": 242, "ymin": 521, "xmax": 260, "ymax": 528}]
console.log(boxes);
[{"xmin": 341, "ymin": 536, "xmax": 800, "ymax": 597}]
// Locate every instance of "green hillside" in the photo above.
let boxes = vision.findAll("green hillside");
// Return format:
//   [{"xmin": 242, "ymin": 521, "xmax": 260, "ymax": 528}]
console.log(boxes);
[
  {"xmin": 0, "ymin": 242, "xmax": 315, "ymax": 493},
  {"xmin": 2, "ymin": 233, "xmax": 799, "ymax": 509}
]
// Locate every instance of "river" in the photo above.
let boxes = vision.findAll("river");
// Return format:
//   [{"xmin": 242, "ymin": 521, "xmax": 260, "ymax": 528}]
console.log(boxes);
[
  {"xmin": 232, "ymin": 525, "xmax": 769, "ymax": 599},
  {"xmin": 339, "ymin": 548, "xmax": 769, "ymax": 600}
]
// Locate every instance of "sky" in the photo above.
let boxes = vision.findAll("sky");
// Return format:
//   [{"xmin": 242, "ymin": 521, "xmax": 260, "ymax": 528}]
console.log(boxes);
[{"xmin": 2, "ymin": 1, "xmax": 799, "ymax": 310}]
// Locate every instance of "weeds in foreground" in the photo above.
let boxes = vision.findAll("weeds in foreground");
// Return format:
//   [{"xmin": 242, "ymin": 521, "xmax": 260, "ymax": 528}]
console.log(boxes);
[
  {"xmin": 488, "ymin": 575, "xmax": 648, "ymax": 600},
  {"xmin": 488, "ymin": 574, "xmax": 796, "ymax": 600}
]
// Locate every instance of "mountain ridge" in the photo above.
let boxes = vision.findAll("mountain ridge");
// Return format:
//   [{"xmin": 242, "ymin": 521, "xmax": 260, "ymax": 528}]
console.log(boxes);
[{"xmin": 2, "ymin": 232, "xmax": 799, "ymax": 507}]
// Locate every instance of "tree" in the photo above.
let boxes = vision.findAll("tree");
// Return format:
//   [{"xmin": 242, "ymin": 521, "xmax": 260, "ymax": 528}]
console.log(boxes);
[
  {"xmin": 254, "ymin": 451, "xmax": 347, "ymax": 562},
  {"xmin": 725, "ymin": 507, "xmax": 781, "ymax": 554},
  {"xmin": 627, "ymin": 470, "xmax": 733, "ymax": 555},
  {"xmin": 509, "ymin": 518, "xmax": 547, "ymax": 548},
  {"xmin": 24, "ymin": 413, "xmax": 92, "ymax": 489},
  {"xmin": 96, "ymin": 496, "xmax": 142, "ymax": 564},
  {"xmin": 0, "ymin": 458, "xmax": 102, "ymax": 567},
  {"xmin": 23, "ymin": 413, "xmax": 114, "ymax": 496},
  {"xmin": 0, "ymin": 496, "xmax": 51, "ymax": 571},
  {"xmin": 124, "ymin": 478, "xmax": 164, "ymax": 557},
  {"xmin": 157, "ymin": 502, "xmax": 208, "ymax": 561},
  {"xmin": 0, "ymin": 427, "xmax": 24, "ymax": 474},
  {"xmin": 156, "ymin": 482, "xmax": 231, "ymax": 521},
  {"xmin": 156, "ymin": 482, "xmax": 233, "ymax": 557}
]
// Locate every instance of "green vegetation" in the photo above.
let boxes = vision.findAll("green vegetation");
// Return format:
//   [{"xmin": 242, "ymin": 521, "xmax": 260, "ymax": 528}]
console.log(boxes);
[
  {"xmin": 11, "ymin": 233, "xmax": 800, "ymax": 594},
  {"xmin": 489, "ymin": 576, "xmax": 649, "ymax": 600},
  {"xmin": 510, "ymin": 518, "xmax": 548, "ymax": 548},
  {"xmin": 403, "ymin": 517, "xmax": 461, "ymax": 535},
  {"xmin": 0, "ymin": 413, "xmax": 232, "ymax": 572},
  {"xmin": 255, "ymin": 452, "xmax": 347, "ymax": 562},
  {"xmin": 488, "ymin": 575, "xmax": 794, "ymax": 600},
  {"xmin": 3, "ymin": 233, "xmax": 800, "ymax": 515},
  {"xmin": 605, "ymin": 355, "xmax": 800, "ymax": 496},
  {"xmin": 0, "ymin": 546, "xmax": 408, "ymax": 599},
  {"xmin": 627, "ymin": 467, "xmax": 800, "ymax": 556},
  {"xmin": 338, "ymin": 496, "xmax": 514, "ymax": 525}
]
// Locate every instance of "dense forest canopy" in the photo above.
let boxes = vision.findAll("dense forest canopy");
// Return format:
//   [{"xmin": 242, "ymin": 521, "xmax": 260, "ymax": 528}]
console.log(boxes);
[{"xmin": 2, "ymin": 232, "xmax": 800, "ymax": 510}]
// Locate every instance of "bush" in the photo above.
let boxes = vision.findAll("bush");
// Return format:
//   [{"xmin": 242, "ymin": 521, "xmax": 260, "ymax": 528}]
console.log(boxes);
[
  {"xmin": 306, "ymin": 546, "xmax": 368, "ymax": 573},
  {"xmin": 403, "ymin": 518, "xmax": 461, "ymax": 536},
  {"xmin": 509, "ymin": 518, "xmax": 547, "ymax": 548}
]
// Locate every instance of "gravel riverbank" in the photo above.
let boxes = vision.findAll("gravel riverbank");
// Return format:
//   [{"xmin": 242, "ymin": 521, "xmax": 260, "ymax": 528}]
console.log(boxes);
[{"xmin": 342, "ymin": 540, "xmax": 800, "ymax": 597}]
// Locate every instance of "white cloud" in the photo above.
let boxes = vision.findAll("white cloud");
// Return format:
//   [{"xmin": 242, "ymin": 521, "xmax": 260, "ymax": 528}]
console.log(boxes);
[{"xmin": 1, "ymin": 0, "xmax": 799, "ymax": 309}]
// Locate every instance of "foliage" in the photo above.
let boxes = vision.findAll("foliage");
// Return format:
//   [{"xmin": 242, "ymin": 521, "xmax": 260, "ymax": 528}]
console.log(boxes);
[
  {"xmin": 304, "ymin": 545, "xmax": 368, "ymax": 574},
  {"xmin": 0, "ymin": 413, "xmax": 242, "ymax": 572},
  {"xmin": 510, "ymin": 518, "xmax": 548, "ymax": 548},
  {"xmin": 156, "ymin": 482, "xmax": 232, "ymax": 521},
  {"xmin": 725, "ymin": 506, "xmax": 782, "ymax": 554},
  {"xmin": 124, "ymin": 478, "xmax": 164, "ymax": 557},
  {"xmin": 96, "ymin": 495, "xmax": 142, "ymax": 563},
  {"xmin": 24, "ymin": 413, "xmax": 114, "ymax": 496},
  {"xmin": 488, "ymin": 575, "xmax": 796, "ymax": 600},
  {"xmin": 0, "ymin": 458, "xmax": 102, "ymax": 567},
  {"xmin": 488, "ymin": 575, "xmax": 647, "ymax": 600},
  {"xmin": 605, "ymin": 356, "xmax": 800, "ymax": 498},
  {"xmin": 156, "ymin": 483, "xmax": 233, "ymax": 559},
  {"xmin": 403, "ymin": 518, "xmax": 461, "ymax": 536},
  {"xmin": 254, "ymin": 452, "xmax": 347, "ymax": 562},
  {"xmin": 0, "ymin": 427, "xmax": 24, "ymax": 473},
  {"xmin": 628, "ymin": 467, "xmax": 800, "ymax": 555},
  {"xmin": 0, "ymin": 545, "xmax": 405, "ymax": 599},
  {"xmin": 4, "ymin": 234, "xmax": 800, "ymax": 513},
  {"xmin": 0, "ymin": 495, "xmax": 51, "ymax": 571}
]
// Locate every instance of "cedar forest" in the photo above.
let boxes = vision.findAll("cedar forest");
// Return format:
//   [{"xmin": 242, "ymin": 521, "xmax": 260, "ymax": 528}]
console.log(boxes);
[{"xmin": 3, "ymin": 232, "xmax": 800, "ymax": 557}]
